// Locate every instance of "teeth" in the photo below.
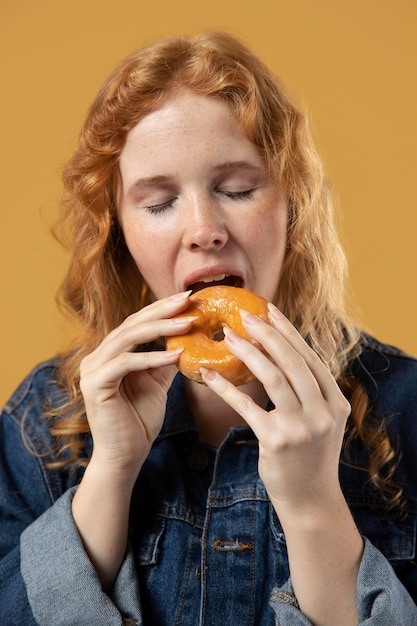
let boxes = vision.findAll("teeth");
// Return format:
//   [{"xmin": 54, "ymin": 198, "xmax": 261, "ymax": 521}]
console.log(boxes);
[{"xmin": 201, "ymin": 274, "xmax": 227, "ymax": 283}]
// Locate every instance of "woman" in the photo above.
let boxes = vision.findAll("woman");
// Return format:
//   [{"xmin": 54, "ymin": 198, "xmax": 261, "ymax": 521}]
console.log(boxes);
[{"xmin": 0, "ymin": 32, "xmax": 416, "ymax": 625}]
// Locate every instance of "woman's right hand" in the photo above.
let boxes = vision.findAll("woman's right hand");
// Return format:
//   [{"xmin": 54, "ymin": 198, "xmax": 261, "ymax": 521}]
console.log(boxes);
[
  {"xmin": 72, "ymin": 291, "xmax": 193, "ymax": 591},
  {"xmin": 79, "ymin": 290, "xmax": 193, "ymax": 480}
]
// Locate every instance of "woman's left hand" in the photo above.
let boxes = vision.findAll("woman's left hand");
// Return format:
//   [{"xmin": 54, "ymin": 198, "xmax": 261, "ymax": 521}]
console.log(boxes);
[
  {"xmin": 202, "ymin": 303, "xmax": 363, "ymax": 625},
  {"xmin": 200, "ymin": 302, "xmax": 351, "ymax": 512}
]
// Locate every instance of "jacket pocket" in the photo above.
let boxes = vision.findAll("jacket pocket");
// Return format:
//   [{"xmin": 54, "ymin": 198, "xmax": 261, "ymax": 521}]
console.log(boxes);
[{"xmin": 134, "ymin": 516, "xmax": 166, "ymax": 565}]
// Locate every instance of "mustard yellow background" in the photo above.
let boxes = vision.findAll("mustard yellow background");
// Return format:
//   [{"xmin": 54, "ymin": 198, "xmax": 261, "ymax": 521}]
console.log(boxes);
[{"xmin": 1, "ymin": 0, "xmax": 415, "ymax": 406}]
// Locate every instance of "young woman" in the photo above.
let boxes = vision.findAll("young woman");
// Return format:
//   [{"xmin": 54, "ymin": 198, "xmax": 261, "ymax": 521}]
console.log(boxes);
[{"xmin": 0, "ymin": 32, "xmax": 416, "ymax": 625}]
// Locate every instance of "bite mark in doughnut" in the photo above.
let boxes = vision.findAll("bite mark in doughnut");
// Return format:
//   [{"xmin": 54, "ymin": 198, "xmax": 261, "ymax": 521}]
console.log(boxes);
[{"xmin": 166, "ymin": 286, "xmax": 269, "ymax": 385}]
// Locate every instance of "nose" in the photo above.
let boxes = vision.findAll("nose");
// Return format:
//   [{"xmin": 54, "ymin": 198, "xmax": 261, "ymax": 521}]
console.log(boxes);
[{"xmin": 182, "ymin": 195, "xmax": 228, "ymax": 251}]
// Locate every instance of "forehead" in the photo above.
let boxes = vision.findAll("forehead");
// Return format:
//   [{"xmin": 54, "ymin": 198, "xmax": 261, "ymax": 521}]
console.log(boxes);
[
  {"xmin": 127, "ymin": 91, "xmax": 240, "ymax": 141},
  {"xmin": 118, "ymin": 91, "xmax": 265, "ymax": 183}
]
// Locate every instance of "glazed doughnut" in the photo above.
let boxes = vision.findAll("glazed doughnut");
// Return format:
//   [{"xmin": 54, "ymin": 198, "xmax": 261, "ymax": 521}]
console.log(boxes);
[{"xmin": 166, "ymin": 286, "xmax": 269, "ymax": 385}]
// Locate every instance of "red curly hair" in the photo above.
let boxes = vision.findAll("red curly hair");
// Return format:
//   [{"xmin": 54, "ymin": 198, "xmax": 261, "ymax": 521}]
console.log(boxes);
[{"xmin": 44, "ymin": 32, "xmax": 402, "ymax": 511}]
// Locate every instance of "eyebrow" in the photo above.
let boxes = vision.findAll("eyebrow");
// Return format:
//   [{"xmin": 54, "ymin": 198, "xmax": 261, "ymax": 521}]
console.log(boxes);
[
  {"xmin": 126, "ymin": 161, "xmax": 263, "ymax": 197},
  {"xmin": 126, "ymin": 175, "xmax": 173, "ymax": 197},
  {"xmin": 213, "ymin": 160, "xmax": 263, "ymax": 173}
]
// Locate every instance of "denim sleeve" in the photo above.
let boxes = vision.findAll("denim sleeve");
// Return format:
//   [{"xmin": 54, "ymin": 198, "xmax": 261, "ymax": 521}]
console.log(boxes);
[
  {"xmin": 20, "ymin": 488, "xmax": 143, "ymax": 626},
  {"xmin": 0, "ymin": 545, "xmax": 38, "ymax": 626},
  {"xmin": 0, "ymin": 404, "xmax": 57, "ymax": 625},
  {"xmin": 269, "ymin": 538, "xmax": 417, "ymax": 625}
]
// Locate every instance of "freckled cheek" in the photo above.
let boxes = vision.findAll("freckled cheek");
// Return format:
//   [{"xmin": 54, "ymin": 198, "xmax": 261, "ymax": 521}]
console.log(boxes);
[
  {"xmin": 134, "ymin": 236, "xmax": 163, "ymax": 263},
  {"xmin": 247, "ymin": 213, "xmax": 288, "ymax": 290},
  {"xmin": 244, "ymin": 208, "xmax": 287, "ymax": 251},
  {"xmin": 122, "ymin": 225, "xmax": 176, "ymax": 294},
  {"xmin": 122, "ymin": 216, "xmax": 160, "ymax": 249}
]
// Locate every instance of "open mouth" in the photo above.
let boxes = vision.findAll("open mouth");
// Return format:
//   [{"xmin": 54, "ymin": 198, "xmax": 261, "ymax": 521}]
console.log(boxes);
[{"xmin": 187, "ymin": 274, "xmax": 243, "ymax": 294}]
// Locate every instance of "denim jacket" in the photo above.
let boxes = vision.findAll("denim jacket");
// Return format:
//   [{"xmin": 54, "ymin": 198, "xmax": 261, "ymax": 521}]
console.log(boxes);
[{"xmin": 0, "ymin": 334, "xmax": 416, "ymax": 625}]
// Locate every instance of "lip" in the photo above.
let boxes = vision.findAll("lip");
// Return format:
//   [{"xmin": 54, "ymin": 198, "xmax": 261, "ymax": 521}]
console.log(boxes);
[{"xmin": 183, "ymin": 266, "xmax": 244, "ymax": 291}]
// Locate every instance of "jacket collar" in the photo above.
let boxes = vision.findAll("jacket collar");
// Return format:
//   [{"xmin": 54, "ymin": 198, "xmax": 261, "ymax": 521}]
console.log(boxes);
[
  {"xmin": 158, "ymin": 372, "xmax": 275, "ymax": 441},
  {"xmin": 157, "ymin": 373, "xmax": 198, "ymax": 440}
]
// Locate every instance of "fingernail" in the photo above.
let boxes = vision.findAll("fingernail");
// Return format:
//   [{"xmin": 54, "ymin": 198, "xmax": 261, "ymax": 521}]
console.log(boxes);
[
  {"xmin": 170, "ymin": 290, "xmax": 192, "ymax": 302},
  {"xmin": 165, "ymin": 347, "xmax": 184, "ymax": 357},
  {"xmin": 173, "ymin": 315, "xmax": 198, "ymax": 325},
  {"xmin": 223, "ymin": 326, "xmax": 241, "ymax": 342},
  {"xmin": 200, "ymin": 367, "xmax": 217, "ymax": 381},
  {"xmin": 239, "ymin": 309, "xmax": 258, "ymax": 324},
  {"xmin": 267, "ymin": 302, "xmax": 284, "ymax": 320}
]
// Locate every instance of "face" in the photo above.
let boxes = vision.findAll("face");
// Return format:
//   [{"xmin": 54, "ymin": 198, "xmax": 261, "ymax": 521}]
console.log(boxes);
[{"xmin": 118, "ymin": 91, "xmax": 288, "ymax": 303}]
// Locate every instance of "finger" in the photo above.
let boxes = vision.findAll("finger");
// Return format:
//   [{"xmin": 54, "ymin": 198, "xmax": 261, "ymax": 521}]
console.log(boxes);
[
  {"xmin": 80, "ymin": 348, "xmax": 183, "ymax": 397},
  {"xmin": 268, "ymin": 305, "xmax": 339, "ymax": 390},
  {"xmin": 266, "ymin": 306, "xmax": 350, "ymax": 419},
  {"xmin": 122, "ymin": 290, "xmax": 192, "ymax": 328},
  {"xmin": 229, "ymin": 314, "xmax": 323, "ymax": 409},
  {"xmin": 200, "ymin": 367, "xmax": 266, "ymax": 428},
  {"xmin": 242, "ymin": 307, "xmax": 344, "ymax": 408},
  {"xmin": 223, "ymin": 327, "xmax": 301, "ymax": 412},
  {"xmin": 89, "ymin": 316, "xmax": 196, "ymax": 365}
]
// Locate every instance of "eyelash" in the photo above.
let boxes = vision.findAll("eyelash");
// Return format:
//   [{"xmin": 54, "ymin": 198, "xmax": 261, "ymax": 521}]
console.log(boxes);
[
  {"xmin": 145, "ymin": 189, "xmax": 255, "ymax": 214},
  {"xmin": 146, "ymin": 199, "xmax": 177, "ymax": 214},
  {"xmin": 223, "ymin": 189, "xmax": 255, "ymax": 200}
]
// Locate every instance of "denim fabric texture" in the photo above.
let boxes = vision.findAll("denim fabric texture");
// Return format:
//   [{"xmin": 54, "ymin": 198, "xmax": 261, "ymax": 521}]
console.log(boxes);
[{"xmin": 0, "ymin": 334, "xmax": 416, "ymax": 624}]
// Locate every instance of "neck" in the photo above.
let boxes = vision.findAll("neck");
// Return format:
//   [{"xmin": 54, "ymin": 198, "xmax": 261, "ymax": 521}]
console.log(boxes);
[{"xmin": 185, "ymin": 377, "xmax": 269, "ymax": 446}]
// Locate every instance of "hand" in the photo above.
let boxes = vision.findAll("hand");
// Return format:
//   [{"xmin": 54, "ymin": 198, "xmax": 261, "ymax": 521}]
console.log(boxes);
[
  {"xmin": 79, "ymin": 291, "xmax": 194, "ymax": 479},
  {"xmin": 201, "ymin": 303, "xmax": 351, "ymax": 512},
  {"xmin": 201, "ymin": 305, "xmax": 362, "ymax": 626}
]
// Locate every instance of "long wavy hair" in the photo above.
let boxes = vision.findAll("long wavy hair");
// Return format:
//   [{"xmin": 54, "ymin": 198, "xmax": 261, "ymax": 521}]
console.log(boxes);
[{"xmin": 48, "ymin": 32, "xmax": 401, "ymax": 510}]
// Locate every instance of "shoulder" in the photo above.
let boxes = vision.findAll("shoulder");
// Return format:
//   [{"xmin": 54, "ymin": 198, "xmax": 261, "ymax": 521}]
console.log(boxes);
[
  {"xmin": 351, "ymin": 334, "xmax": 417, "ymax": 409},
  {"xmin": 342, "ymin": 337, "xmax": 417, "ymax": 577},
  {"xmin": 348, "ymin": 334, "xmax": 417, "ymax": 475},
  {"xmin": 0, "ymin": 358, "xmax": 72, "ymax": 508},
  {"xmin": 2, "ymin": 357, "xmax": 63, "ymax": 423},
  {"xmin": 1, "ymin": 357, "xmax": 85, "ymax": 501},
  {"xmin": 356, "ymin": 333, "xmax": 416, "ymax": 368},
  {"xmin": 349, "ymin": 334, "xmax": 417, "ymax": 494},
  {"xmin": 1, "ymin": 357, "xmax": 68, "ymax": 466}
]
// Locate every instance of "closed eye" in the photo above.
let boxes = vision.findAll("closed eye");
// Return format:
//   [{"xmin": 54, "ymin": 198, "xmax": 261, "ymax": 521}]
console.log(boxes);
[
  {"xmin": 146, "ymin": 198, "xmax": 178, "ymax": 214},
  {"xmin": 221, "ymin": 189, "xmax": 255, "ymax": 200}
]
